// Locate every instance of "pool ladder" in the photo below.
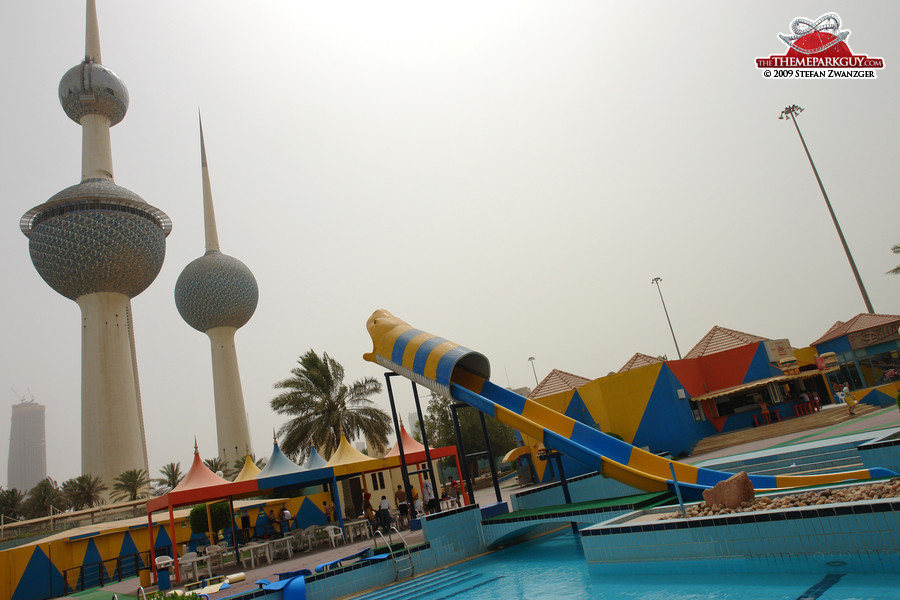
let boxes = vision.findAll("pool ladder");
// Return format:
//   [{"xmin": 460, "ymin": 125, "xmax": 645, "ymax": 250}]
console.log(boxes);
[{"xmin": 374, "ymin": 526, "xmax": 415, "ymax": 581}]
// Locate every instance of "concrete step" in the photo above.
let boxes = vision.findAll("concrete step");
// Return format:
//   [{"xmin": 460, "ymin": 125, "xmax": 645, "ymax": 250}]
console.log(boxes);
[{"xmin": 353, "ymin": 568, "xmax": 481, "ymax": 600}]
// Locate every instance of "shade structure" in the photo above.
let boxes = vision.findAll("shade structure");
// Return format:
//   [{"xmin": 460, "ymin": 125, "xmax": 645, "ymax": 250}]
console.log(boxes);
[
  {"xmin": 303, "ymin": 447, "xmax": 328, "ymax": 470},
  {"xmin": 256, "ymin": 442, "xmax": 304, "ymax": 478},
  {"xmin": 146, "ymin": 446, "xmax": 259, "ymax": 584},
  {"xmin": 146, "ymin": 444, "xmax": 339, "ymax": 585},
  {"xmin": 147, "ymin": 448, "xmax": 257, "ymax": 513},
  {"xmin": 385, "ymin": 425, "xmax": 459, "ymax": 464},
  {"xmin": 326, "ymin": 435, "xmax": 400, "ymax": 477},
  {"xmin": 233, "ymin": 455, "xmax": 261, "ymax": 482}
]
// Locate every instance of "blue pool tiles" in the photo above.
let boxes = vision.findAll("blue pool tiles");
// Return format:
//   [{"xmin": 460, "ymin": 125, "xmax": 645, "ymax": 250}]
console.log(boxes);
[{"xmin": 581, "ymin": 497, "xmax": 900, "ymax": 575}]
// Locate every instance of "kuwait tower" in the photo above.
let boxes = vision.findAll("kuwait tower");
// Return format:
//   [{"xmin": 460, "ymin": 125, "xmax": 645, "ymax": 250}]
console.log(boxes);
[
  {"xmin": 174, "ymin": 118, "xmax": 258, "ymax": 463},
  {"xmin": 19, "ymin": 1, "xmax": 170, "ymax": 485}
]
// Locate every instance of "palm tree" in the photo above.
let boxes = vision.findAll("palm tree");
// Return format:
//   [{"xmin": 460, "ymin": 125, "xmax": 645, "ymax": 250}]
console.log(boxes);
[
  {"xmin": 62, "ymin": 474, "xmax": 107, "ymax": 510},
  {"xmin": 271, "ymin": 350, "xmax": 392, "ymax": 461},
  {"xmin": 152, "ymin": 462, "xmax": 183, "ymax": 495},
  {"xmin": 888, "ymin": 243, "xmax": 900, "ymax": 274},
  {"xmin": 0, "ymin": 488, "xmax": 25, "ymax": 520},
  {"xmin": 230, "ymin": 454, "xmax": 266, "ymax": 476},
  {"xmin": 203, "ymin": 457, "xmax": 230, "ymax": 478},
  {"xmin": 22, "ymin": 478, "xmax": 65, "ymax": 519},
  {"xmin": 111, "ymin": 469, "xmax": 150, "ymax": 503}
]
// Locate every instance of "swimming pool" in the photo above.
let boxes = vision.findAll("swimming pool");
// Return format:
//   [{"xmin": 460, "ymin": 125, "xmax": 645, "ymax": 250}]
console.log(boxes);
[{"xmin": 360, "ymin": 530, "xmax": 900, "ymax": 600}]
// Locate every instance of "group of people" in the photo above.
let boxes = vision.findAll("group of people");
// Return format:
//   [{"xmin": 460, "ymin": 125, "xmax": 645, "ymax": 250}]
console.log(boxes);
[
  {"xmin": 797, "ymin": 390, "xmax": 823, "ymax": 412},
  {"xmin": 357, "ymin": 475, "xmax": 460, "ymax": 534},
  {"xmin": 265, "ymin": 505, "xmax": 293, "ymax": 536}
]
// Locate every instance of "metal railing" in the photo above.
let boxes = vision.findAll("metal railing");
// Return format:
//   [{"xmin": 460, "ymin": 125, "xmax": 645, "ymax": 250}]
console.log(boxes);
[{"xmin": 61, "ymin": 548, "xmax": 165, "ymax": 595}]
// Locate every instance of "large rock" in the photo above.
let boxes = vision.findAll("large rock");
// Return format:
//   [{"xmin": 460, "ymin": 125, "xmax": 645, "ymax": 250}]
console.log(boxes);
[{"xmin": 702, "ymin": 471, "xmax": 754, "ymax": 509}]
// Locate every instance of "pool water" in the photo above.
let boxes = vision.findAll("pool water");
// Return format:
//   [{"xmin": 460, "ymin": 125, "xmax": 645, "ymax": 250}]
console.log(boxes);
[{"xmin": 408, "ymin": 531, "xmax": 900, "ymax": 600}]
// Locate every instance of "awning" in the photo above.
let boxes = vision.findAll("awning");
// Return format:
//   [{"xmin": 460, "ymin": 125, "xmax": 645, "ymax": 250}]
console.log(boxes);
[{"xmin": 690, "ymin": 368, "xmax": 839, "ymax": 402}]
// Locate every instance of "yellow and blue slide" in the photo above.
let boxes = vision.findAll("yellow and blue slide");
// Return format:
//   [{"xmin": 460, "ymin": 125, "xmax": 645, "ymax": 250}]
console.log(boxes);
[{"xmin": 363, "ymin": 310, "xmax": 897, "ymax": 501}]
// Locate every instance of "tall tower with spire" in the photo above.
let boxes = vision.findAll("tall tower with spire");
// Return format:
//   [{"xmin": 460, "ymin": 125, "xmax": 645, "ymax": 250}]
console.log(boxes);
[
  {"xmin": 19, "ymin": 1, "xmax": 170, "ymax": 487},
  {"xmin": 174, "ymin": 117, "xmax": 258, "ymax": 463}
]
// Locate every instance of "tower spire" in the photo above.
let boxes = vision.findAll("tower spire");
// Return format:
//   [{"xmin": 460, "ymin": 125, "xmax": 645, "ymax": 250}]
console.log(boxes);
[
  {"xmin": 199, "ymin": 112, "xmax": 221, "ymax": 253},
  {"xmin": 85, "ymin": 0, "xmax": 101, "ymax": 63},
  {"xmin": 73, "ymin": 0, "xmax": 126, "ymax": 182}
]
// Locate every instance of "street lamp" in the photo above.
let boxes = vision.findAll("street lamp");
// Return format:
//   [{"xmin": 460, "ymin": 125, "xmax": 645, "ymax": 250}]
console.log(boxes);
[
  {"xmin": 651, "ymin": 277, "xmax": 682, "ymax": 359},
  {"xmin": 779, "ymin": 104, "xmax": 874, "ymax": 314},
  {"xmin": 527, "ymin": 356, "xmax": 539, "ymax": 386}
]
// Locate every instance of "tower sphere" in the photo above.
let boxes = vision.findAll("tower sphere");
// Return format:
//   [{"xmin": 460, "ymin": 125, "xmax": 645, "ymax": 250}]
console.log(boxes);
[
  {"xmin": 21, "ymin": 179, "xmax": 171, "ymax": 300},
  {"xmin": 59, "ymin": 60, "xmax": 129, "ymax": 125},
  {"xmin": 175, "ymin": 251, "xmax": 259, "ymax": 332}
]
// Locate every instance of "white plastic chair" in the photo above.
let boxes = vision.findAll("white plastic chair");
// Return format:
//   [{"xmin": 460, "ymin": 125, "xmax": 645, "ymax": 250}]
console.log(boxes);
[
  {"xmin": 323, "ymin": 525, "xmax": 345, "ymax": 548},
  {"xmin": 299, "ymin": 524, "xmax": 319, "ymax": 551},
  {"xmin": 218, "ymin": 541, "xmax": 237, "ymax": 565},
  {"xmin": 155, "ymin": 555, "xmax": 173, "ymax": 570},
  {"xmin": 176, "ymin": 552, "xmax": 200, "ymax": 581},
  {"xmin": 205, "ymin": 545, "xmax": 224, "ymax": 569}
]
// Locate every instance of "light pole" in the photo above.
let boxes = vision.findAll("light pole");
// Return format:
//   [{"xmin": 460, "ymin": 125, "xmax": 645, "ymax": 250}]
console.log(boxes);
[
  {"xmin": 779, "ymin": 104, "xmax": 874, "ymax": 314},
  {"xmin": 651, "ymin": 277, "xmax": 682, "ymax": 359},
  {"xmin": 527, "ymin": 356, "xmax": 539, "ymax": 386}
]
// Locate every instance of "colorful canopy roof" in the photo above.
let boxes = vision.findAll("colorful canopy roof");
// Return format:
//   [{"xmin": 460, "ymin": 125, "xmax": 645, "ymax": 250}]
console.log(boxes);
[
  {"xmin": 257, "ymin": 442, "xmax": 304, "ymax": 478},
  {"xmin": 385, "ymin": 425, "xmax": 425, "ymax": 456},
  {"xmin": 384, "ymin": 425, "xmax": 459, "ymax": 464},
  {"xmin": 232, "ymin": 455, "xmax": 261, "ymax": 482},
  {"xmin": 146, "ymin": 446, "xmax": 258, "ymax": 513},
  {"xmin": 303, "ymin": 447, "xmax": 328, "ymax": 470},
  {"xmin": 326, "ymin": 435, "xmax": 396, "ymax": 477}
]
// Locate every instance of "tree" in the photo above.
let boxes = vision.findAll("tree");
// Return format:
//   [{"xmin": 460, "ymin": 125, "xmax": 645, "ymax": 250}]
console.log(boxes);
[
  {"xmin": 22, "ymin": 478, "xmax": 65, "ymax": 519},
  {"xmin": 111, "ymin": 469, "xmax": 150, "ymax": 503},
  {"xmin": 230, "ymin": 454, "xmax": 266, "ymax": 477},
  {"xmin": 271, "ymin": 350, "xmax": 392, "ymax": 461},
  {"xmin": 203, "ymin": 457, "xmax": 231, "ymax": 479},
  {"xmin": 189, "ymin": 502, "xmax": 232, "ymax": 544},
  {"xmin": 152, "ymin": 462, "xmax": 184, "ymax": 495},
  {"xmin": 61, "ymin": 474, "xmax": 107, "ymax": 510},
  {"xmin": 423, "ymin": 392, "xmax": 518, "ymax": 473},
  {"xmin": 0, "ymin": 488, "xmax": 25, "ymax": 521},
  {"xmin": 889, "ymin": 243, "xmax": 900, "ymax": 275}
]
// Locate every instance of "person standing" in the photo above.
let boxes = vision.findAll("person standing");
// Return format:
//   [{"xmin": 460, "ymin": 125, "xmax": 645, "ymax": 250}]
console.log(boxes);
[
  {"xmin": 448, "ymin": 477, "xmax": 461, "ymax": 507},
  {"xmin": 394, "ymin": 485, "xmax": 409, "ymax": 529},
  {"xmin": 422, "ymin": 477, "xmax": 435, "ymax": 514},
  {"xmin": 378, "ymin": 495, "xmax": 391, "ymax": 531},
  {"xmin": 843, "ymin": 384, "xmax": 857, "ymax": 416},
  {"xmin": 280, "ymin": 505, "xmax": 292, "ymax": 533}
]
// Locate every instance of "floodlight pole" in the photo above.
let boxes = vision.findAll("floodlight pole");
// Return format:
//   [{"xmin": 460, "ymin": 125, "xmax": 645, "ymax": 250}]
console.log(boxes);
[
  {"xmin": 651, "ymin": 277, "xmax": 682, "ymax": 359},
  {"xmin": 780, "ymin": 104, "xmax": 874, "ymax": 314},
  {"xmin": 527, "ymin": 356, "xmax": 539, "ymax": 386}
]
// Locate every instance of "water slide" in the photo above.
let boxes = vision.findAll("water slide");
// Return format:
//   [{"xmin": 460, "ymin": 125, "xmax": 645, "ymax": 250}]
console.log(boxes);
[{"xmin": 364, "ymin": 310, "xmax": 897, "ymax": 502}]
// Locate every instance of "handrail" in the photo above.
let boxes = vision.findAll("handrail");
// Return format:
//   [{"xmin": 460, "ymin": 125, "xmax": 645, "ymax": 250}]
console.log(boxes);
[
  {"xmin": 373, "ymin": 529, "xmax": 396, "ymax": 561},
  {"xmin": 388, "ymin": 526, "xmax": 411, "ymax": 553},
  {"xmin": 373, "ymin": 527, "xmax": 416, "ymax": 581}
]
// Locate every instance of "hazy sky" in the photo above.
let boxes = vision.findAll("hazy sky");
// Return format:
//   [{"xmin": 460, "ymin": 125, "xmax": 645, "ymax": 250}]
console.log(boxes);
[{"xmin": 1, "ymin": 1, "xmax": 897, "ymax": 486}]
